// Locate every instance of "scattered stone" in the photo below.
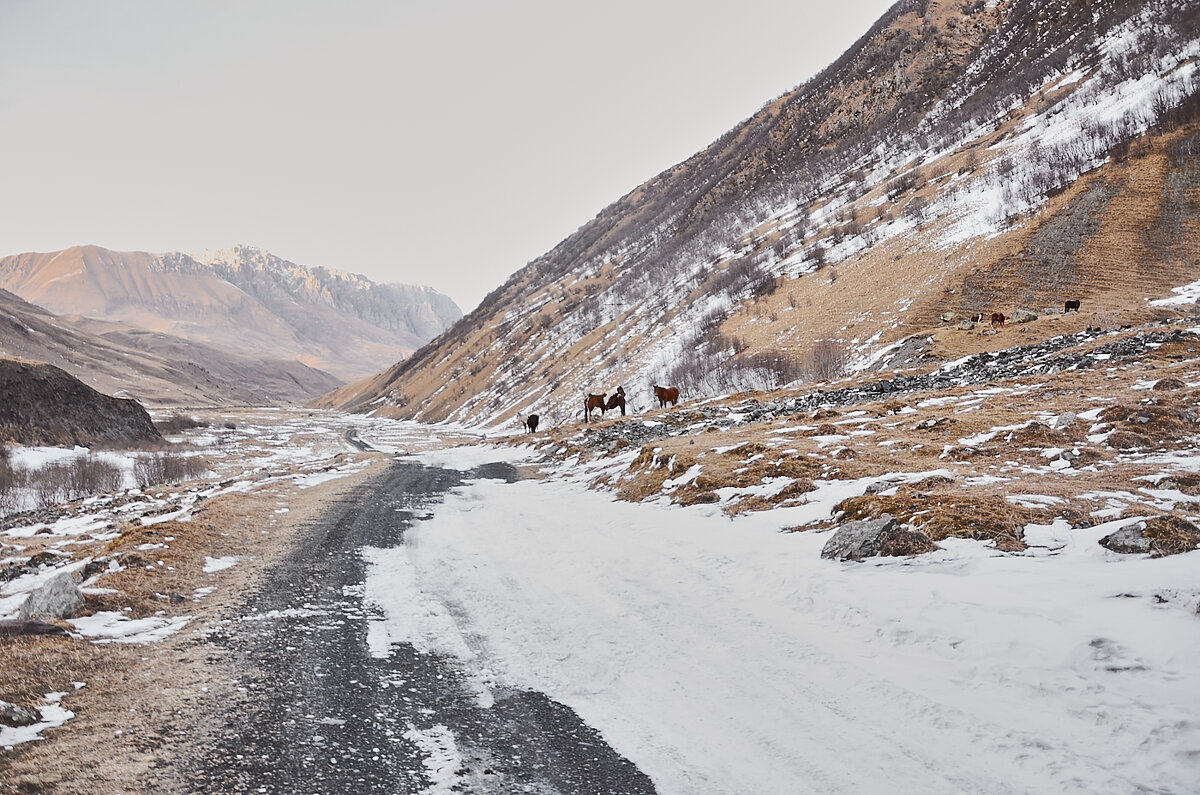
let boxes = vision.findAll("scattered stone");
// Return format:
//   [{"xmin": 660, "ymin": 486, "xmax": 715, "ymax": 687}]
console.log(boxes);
[
  {"xmin": 1153, "ymin": 378, "xmax": 1186, "ymax": 391},
  {"xmin": 0, "ymin": 699, "xmax": 39, "ymax": 728},
  {"xmin": 1011, "ymin": 309, "xmax": 1038, "ymax": 323},
  {"xmin": 821, "ymin": 515, "xmax": 900, "ymax": 561},
  {"xmin": 1049, "ymin": 411, "xmax": 1077, "ymax": 430},
  {"xmin": 1100, "ymin": 523, "xmax": 1153, "ymax": 554},
  {"xmin": 956, "ymin": 320, "xmax": 975, "ymax": 331},
  {"xmin": 941, "ymin": 312, "xmax": 955, "ymax": 323},
  {"xmin": 18, "ymin": 572, "xmax": 85, "ymax": 621}
]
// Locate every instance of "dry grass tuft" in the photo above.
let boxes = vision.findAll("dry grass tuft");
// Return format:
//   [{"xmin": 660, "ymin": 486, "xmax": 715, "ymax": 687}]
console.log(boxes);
[
  {"xmin": 833, "ymin": 486, "xmax": 1040, "ymax": 551},
  {"xmin": 879, "ymin": 528, "xmax": 938, "ymax": 556},
  {"xmin": 92, "ymin": 519, "xmax": 219, "ymax": 616},
  {"xmin": 1100, "ymin": 398, "xmax": 1199, "ymax": 451},
  {"xmin": 1142, "ymin": 514, "xmax": 1200, "ymax": 557},
  {"xmin": 0, "ymin": 635, "xmax": 109, "ymax": 711}
]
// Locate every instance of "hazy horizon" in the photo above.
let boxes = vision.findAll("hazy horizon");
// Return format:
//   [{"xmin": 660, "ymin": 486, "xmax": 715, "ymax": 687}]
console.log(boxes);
[{"xmin": 0, "ymin": 0, "xmax": 895, "ymax": 312}]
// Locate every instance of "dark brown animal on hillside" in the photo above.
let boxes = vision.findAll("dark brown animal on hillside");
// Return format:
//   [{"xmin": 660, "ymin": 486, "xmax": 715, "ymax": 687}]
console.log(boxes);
[
  {"xmin": 1064, "ymin": 299, "xmax": 1081, "ymax": 313},
  {"xmin": 604, "ymin": 386, "xmax": 626, "ymax": 416},
  {"xmin": 971, "ymin": 312, "xmax": 984, "ymax": 323},
  {"xmin": 990, "ymin": 312, "xmax": 1006, "ymax": 328},
  {"xmin": 653, "ymin": 385, "xmax": 680, "ymax": 408},
  {"xmin": 524, "ymin": 414, "xmax": 539, "ymax": 433},
  {"xmin": 584, "ymin": 393, "xmax": 606, "ymax": 422}
]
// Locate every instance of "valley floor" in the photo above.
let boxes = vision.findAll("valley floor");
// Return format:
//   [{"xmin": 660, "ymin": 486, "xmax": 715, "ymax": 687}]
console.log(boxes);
[{"xmin": 4, "ymin": 317, "xmax": 1200, "ymax": 793}]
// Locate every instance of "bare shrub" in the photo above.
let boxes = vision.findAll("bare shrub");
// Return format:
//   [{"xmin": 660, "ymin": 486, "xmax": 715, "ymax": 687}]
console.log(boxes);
[
  {"xmin": 154, "ymin": 413, "xmax": 209, "ymax": 435},
  {"xmin": 0, "ymin": 445, "xmax": 21, "ymax": 513},
  {"xmin": 134, "ymin": 452, "xmax": 209, "ymax": 488},
  {"xmin": 803, "ymin": 339, "xmax": 847, "ymax": 382},
  {"xmin": 26, "ymin": 456, "xmax": 124, "ymax": 507}
]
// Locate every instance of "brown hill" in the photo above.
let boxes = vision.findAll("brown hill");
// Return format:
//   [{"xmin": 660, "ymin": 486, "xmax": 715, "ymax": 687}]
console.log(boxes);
[
  {"xmin": 0, "ymin": 288, "xmax": 341, "ymax": 406},
  {"xmin": 0, "ymin": 358, "xmax": 161, "ymax": 446},
  {"xmin": 0, "ymin": 245, "xmax": 461, "ymax": 383},
  {"xmin": 320, "ymin": 0, "xmax": 1200, "ymax": 427}
]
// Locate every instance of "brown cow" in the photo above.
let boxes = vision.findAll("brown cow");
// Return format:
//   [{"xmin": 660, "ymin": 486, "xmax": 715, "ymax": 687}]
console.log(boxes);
[
  {"xmin": 990, "ymin": 312, "xmax": 1006, "ymax": 328},
  {"xmin": 584, "ymin": 393, "xmax": 606, "ymax": 422},
  {"xmin": 1064, "ymin": 299, "xmax": 1081, "ymax": 313},
  {"xmin": 604, "ymin": 386, "xmax": 626, "ymax": 416},
  {"xmin": 653, "ymin": 385, "xmax": 680, "ymax": 408}
]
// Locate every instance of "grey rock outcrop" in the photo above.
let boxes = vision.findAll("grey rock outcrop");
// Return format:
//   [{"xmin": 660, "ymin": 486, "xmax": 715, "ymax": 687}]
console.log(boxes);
[
  {"xmin": 0, "ymin": 699, "xmax": 39, "ymax": 727},
  {"xmin": 1100, "ymin": 523, "xmax": 1153, "ymax": 554},
  {"xmin": 18, "ymin": 572, "xmax": 84, "ymax": 620},
  {"xmin": 821, "ymin": 515, "xmax": 900, "ymax": 561}
]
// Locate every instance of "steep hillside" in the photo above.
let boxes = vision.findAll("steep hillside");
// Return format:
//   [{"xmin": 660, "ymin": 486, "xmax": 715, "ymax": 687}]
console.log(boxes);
[
  {"xmin": 0, "ymin": 358, "xmax": 161, "ymax": 446},
  {"xmin": 323, "ymin": 0, "xmax": 1200, "ymax": 427},
  {"xmin": 0, "ymin": 288, "xmax": 341, "ymax": 406},
  {"xmin": 0, "ymin": 245, "xmax": 461, "ymax": 382}
]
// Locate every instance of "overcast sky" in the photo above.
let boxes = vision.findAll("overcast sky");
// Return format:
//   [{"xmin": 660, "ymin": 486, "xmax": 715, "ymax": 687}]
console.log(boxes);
[{"xmin": 0, "ymin": 0, "xmax": 894, "ymax": 312}]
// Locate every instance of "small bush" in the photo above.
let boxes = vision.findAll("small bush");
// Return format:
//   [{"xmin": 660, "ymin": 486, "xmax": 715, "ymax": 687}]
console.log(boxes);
[
  {"xmin": 154, "ymin": 413, "xmax": 209, "ymax": 435},
  {"xmin": 804, "ymin": 340, "xmax": 847, "ymax": 383},
  {"xmin": 134, "ymin": 452, "xmax": 209, "ymax": 488},
  {"xmin": 27, "ymin": 456, "xmax": 124, "ymax": 506}
]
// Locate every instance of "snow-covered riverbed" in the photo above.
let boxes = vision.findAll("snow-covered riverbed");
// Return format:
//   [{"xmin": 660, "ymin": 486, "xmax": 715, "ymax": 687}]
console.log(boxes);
[{"xmin": 364, "ymin": 442, "xmax": 1200, "ymax": 795}]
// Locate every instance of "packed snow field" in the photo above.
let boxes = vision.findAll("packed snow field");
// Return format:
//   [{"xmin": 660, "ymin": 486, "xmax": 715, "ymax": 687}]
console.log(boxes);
[
  {"xmin": 364, "ymin": 437, "xmax": 1200, "ymax": 795},
  {"xmin": 3, "ymin": 402, "xmax": 1199, "ymax": 793}
]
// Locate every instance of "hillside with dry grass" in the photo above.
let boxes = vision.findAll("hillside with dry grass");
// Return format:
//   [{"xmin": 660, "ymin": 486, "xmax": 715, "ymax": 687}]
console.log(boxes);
[
  {"xmin": 321, "ymin": 0, "xmax": 1200, "ymax": 430},
  {"xmin": 0, "ymin": 289, "xmax": 341, "ymax": 407}
]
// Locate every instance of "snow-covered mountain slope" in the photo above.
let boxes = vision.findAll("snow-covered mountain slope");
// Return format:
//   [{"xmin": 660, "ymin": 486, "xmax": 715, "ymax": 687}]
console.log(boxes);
[
  {"xmin": 323, "ymin": 0, "xmax": 1200, "ymax": 427},
  {"xmin": 0, "ymin": 245, "xmax": 461, "ymax": 383}
]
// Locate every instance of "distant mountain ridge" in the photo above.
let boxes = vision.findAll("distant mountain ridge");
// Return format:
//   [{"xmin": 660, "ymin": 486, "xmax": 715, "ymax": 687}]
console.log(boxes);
[
  {"xmin": 0, "ymin": 245, "xmax": 462, "ymax": 383},
  {"xmin": 0, "ymin": 287, "xmax": 342, "ymax": 406},
  {"xmin": 187, "ymin": 245, "xmax": 460, "ymax": 341}
]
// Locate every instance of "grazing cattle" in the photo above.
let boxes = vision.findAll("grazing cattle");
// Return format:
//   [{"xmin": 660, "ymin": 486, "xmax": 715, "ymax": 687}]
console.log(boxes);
[
  {"xmin": 1064, "ymin": 299, "xmax": 1081, "ymax": 313},
  {"xmin": 604, "ymin": 386, "xmax": 626, "ymax": 416},
  {"xmin": 971, "ymin": 312, "xmax": 984, "ymax": 323},
  {"xmin": 524, "ymin": 414, "xmax": 539, "ymax": 433},
  {"xmin": 653, "ymin": 385, "xmax": 680, "ymax": 408},
  {"xmin": 990, "ymin": 312, "xmax": 1006, "ymax": 328},
  {"xmin": 584, "ymin": 393, "xmax": 606, "ymax": 422}
]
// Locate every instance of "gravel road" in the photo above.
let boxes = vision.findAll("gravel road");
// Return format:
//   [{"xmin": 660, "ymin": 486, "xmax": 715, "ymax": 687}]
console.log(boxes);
[{"xmin": 186, "ymin": 458, "xmax": 655, "ymax": 794}]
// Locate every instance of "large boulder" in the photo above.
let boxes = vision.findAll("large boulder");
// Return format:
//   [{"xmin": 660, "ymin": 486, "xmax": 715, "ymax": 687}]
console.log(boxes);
[
  {"xmin": 822, "ymin": 515, "xmax": 901, "ymax": 561},
  {"xmin": 0, "ymin": 699, "xmax": 39, "ymax": 728},
  {"xmin": 1100, "ymin": 523, "xmax": 1153, "ymax": 554},
  {"xmin": 17, "ymin": 572, "xmax": 84, "ymax": 620}
]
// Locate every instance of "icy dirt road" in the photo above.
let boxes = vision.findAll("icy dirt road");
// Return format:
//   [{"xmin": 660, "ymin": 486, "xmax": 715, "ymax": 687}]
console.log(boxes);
[{"xmin": 187, "ymin": 458, "xmax": 655, "ymax": 794}]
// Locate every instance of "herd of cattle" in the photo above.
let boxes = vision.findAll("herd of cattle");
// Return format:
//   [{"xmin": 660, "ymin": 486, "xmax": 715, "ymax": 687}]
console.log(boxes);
[{"xmin": 521, "ymin": 300, "xmax": 1083, "ymax": 432}]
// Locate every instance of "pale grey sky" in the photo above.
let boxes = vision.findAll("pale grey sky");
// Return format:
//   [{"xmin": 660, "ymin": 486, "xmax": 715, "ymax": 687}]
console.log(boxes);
[{"xmin": 0, "ymin": 0, "xmax": 894, "ymax": 312}]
